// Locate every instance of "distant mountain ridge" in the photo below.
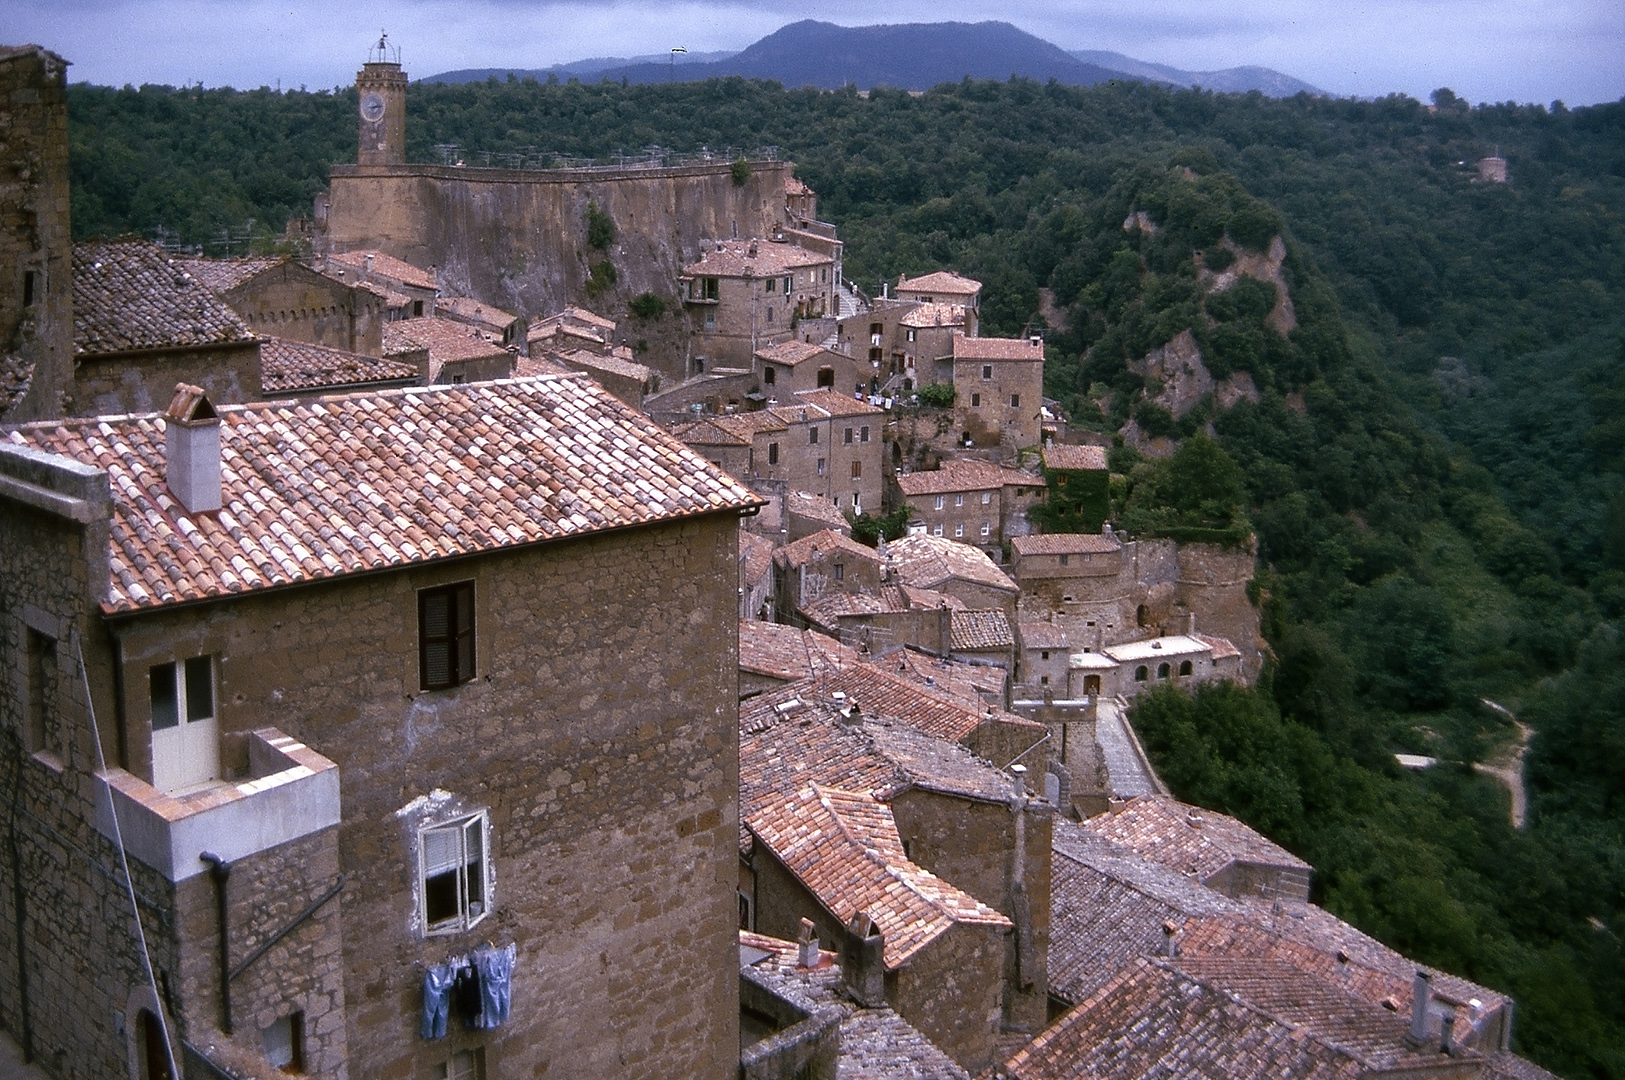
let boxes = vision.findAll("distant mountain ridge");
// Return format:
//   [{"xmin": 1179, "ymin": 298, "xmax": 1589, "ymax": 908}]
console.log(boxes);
[{"xmin": 422, "ymin": 20, "xmax": 1318, "ymax": 98}]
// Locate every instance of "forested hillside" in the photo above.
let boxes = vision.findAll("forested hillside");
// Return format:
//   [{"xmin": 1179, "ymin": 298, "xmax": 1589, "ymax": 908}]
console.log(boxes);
[{"xmin": 62, "ymin": 74, "xmax": 1625, "ymax": 1077}]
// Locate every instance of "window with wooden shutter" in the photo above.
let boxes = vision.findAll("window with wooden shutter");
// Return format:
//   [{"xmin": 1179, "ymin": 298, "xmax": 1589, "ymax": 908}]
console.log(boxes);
[{"xmin": 419, "ymin": 581, "xmax": 475, "ymax": 691}]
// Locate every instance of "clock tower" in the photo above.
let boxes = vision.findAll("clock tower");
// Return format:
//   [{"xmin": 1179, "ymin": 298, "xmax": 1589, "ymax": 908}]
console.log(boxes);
[{"xmin": 356, "ymin": 33, "xmax": 407, "ymax": 167}]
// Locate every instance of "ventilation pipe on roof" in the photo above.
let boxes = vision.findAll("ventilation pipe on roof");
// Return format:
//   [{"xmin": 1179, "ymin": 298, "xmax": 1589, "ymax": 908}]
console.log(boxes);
[
  {"xmin": 1162, "ymin": 920, "xmax": 1179, "ymax": 958},
  {"xmin": 165, "ymin": 383, "xmax": 221, "ymax": 514},
  {"xmin": 1029, "ymin": 332, "xmax": 1043, "ymax": 347},
  {"xmin": 841, "ymin": 912, "xmax": 886, "ymax": 1007},
  {"xmin": 796, "ymin": 918, "xmax": 820, "ymax": 968},
  {"xmin": 1410, "ymin": 970, "xmax": 1434, "ymax": 1045},
  {"xmin": 362, "ymin": 253, "xmax": 373, "ymax": 284}
]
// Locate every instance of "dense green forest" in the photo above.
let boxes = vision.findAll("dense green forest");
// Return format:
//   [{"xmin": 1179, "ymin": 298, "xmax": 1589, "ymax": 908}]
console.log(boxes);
[{"xmin": 63, "ymin": 74, "xmax": 1625, "ymax": 1077}]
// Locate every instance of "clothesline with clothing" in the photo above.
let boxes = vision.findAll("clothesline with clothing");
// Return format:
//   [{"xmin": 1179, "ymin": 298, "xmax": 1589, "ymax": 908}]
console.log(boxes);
[{"xmin": 421, "ymin": 941, "xmax": 516, "ymax": 1038}]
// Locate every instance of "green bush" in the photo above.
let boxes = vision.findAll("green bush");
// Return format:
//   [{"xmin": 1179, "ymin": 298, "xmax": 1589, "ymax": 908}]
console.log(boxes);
[
  {"xmin": 584, "ymin": 259, "xmax": 618, "ymax": 298},
  {"xmin": 731, "ymin": 158, "xmax": 751, "ymax": 186},
  {"xmin": 917, "ymin": 383, "xmax": 955, "ymax": 408},
  {"xmin": 585, "ymin": 201, "xmax": 615, "ymax": 250},
  {"xmin": 628, "ymin": 292, "xmax": 666, "ymax": 319}
]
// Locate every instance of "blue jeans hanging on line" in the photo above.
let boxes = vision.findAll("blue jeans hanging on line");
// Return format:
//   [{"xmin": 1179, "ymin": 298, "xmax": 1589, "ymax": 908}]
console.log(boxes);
[
  {"xmin": 473, "ymin": 943, "xmax": 516, "ymax": 1029},
  {"xmin": 420, "ymin": 962, "xmax": 455, "ymax": 1039}
]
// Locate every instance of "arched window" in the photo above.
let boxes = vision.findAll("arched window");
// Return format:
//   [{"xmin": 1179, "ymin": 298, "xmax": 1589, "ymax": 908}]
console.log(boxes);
[
  {"xmin": 137, "ymin": 1010, "xmax": 174, "ymax": 1080},
  {"xmin": 1157, "ymin": 662, "xmax": 1170, "ymax": 679},
  {"xmin": 1134, "ymin": 666, "xmax": 1148, "ymax": 682},
  {"xmin": 1136, "ymin": 604, "xmax": 1149, "ymax": 628},
  {"xmin": 1179, "ymin": 660, "xmax": 1193, "ymax": 676}
]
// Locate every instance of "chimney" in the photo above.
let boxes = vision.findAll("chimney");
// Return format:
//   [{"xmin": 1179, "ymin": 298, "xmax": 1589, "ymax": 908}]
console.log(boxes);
[
  {"xmin": 841, "ymin": 912, "xmax": 886, "ymax": 1007},
  {"xmin": 1029, "ymin": 332, "xmax": 1043, "ymax": 347},
  {"xmin": 796, "ymin": 918, "xmax": 820, "ymax": 968},
  {"xmin": 747, "ymin": 240, "xmax": 759, "ymax": 258},
  {"xmin": 1010, "ymin": 763, "xmax": 1028, "ymax": 798},
  {"xmin": 362, "ymin": 252, "xmax": 374, "ymax": 283},
  {"xmin": 165, "ymin": 383, "xmax": 222, "ymax": 514},
  {"xmin": 1162, "ymin": 920, "xmax": 1178, "ymax": 958},
  {"xmin": 1410, "ymin": 969, "xmax": 1434, "ymax": 1045}
]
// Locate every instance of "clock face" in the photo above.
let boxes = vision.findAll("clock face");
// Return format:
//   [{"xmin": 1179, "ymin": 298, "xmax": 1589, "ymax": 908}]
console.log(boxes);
[{"xmin": 360, "ymin": 93, "xmax": 386, "ymax": 122}]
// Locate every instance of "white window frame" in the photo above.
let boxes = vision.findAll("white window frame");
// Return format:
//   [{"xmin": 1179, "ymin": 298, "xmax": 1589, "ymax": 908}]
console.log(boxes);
[
  {"xmin": 934, "ymin": 495, "xmax": 944, "ymax": 510},
  {"xmin": 933, "ymin": 524, "xmax": 944, "ymax": 537},
  {"xmin": 420, "ymin": 810, "xmax": 492, "ymax": 936},
  {"xmin": 954, "ymin": 494, "xmax": 964, "ymax": 507},
  {"xmin": 954, "ymin": 523, "xmax": 964, "ymax": 538},
  {"xmin": 980, "ymin": 491, "xmax": 991, "ymax": 504},
  {"xmin": 981, "ymin": 522, "xmax": 991, "ymax": 536}
]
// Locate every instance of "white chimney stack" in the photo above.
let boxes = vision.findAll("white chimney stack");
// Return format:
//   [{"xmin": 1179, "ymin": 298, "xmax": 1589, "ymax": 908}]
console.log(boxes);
[{"xmin": 164, "ymin": 383, "xmax": 221, "ymax": 514}]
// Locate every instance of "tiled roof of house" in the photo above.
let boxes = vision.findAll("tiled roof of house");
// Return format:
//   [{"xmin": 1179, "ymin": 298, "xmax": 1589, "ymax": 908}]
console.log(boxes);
[
  {"xmin": 533, "ymin": 305, "xmax": 616, "ymax": 333},
  {"xmin": 787, "ymin": 490, "xmax": 851, "ymax": 532},
  {"xmin": 1194, "ymin": 632, "xmax": 1242, "ymax": 660},
  {"xmin": 391, "ymin": 317, "xmax": 510, "ymax": 364},
  {"xmin": 1018, "ymin": 622, "xmax": 1070, "ymax": 651},
  {"xmin": 74, "ymin": 239, "xmax": 256, "ymax": 356},
  {"xmin": 888, "ymin": 534, "xmax": 1017, "ymax": 595},
  {"xmin": 953, "ymin": 336, "xmax": 1043, "ymax": 362},
  {"xmin": 784, "ymin": 175, "xmax": 813, "ymax": 197},
  {"xmin": 673, "ymin": 418, "xmax": 753, "ymax": 447},
  {"xmin": 709, "ymin": 410, "xmax": 788, "ymax": 440},
  {"xmin": 896, "ymin": 459, "xmax": 1034, "ymax": 496},
  {"xmin": 258, "ymin": 337, "xmax": 419, "ymax": 394},
  {"xmin": 439, "ymin": 295, "xmax": 519, "ymax": 328},
  {"xmin": 897, "ymin": 271, "xmax": 982, "ymax": 296},
  {"xmin": 381, "ymin": 323, "xmax": 428, "ymax": 357},
  {"xmin": 1011, "ymin": 532, "xmax": 1122, "ymax": 556},
  {"xmin": 806, "ymin": 664, "xmax": 1040, "ymax": 746},
  {"xmin": 801, "ymin": 588, "xmax": 911, "ymax": 623},
  {"xmin": 789, "ymin": 389, "xmax": 886, "ymax": 418},
  {"xmin": 898, "ymin": 302, "xmax": 967, "ymax": 329},
  {"xmin": 755, "ymin": 339, "xmax": 827, "ymax": 366},
  {"xmin": 1080, "ymin": 796, "xmax": 1311, "ymax": 882},
  {"xmin": 1041, "ymin": 443, "xmax": 1108, "ymax": 471},
  {"xmin": 779, "ymin": 528, "xmax": 882, "ymax": 570},
  {"xmin": 887, "ymin": 649, "xmax": 1004, "ymax": 706},
  {"xmin": 746, "ymin": 785, "xmax": 1010, "ymax": 969},
  {"xmin": 738, "ymin": 620, "xmax": 862, "ymax": 682},
  {"xmin": 950, "ymin": 610, "xmax": 1013, "ymax": 651},
  {"xmin": 553, "ymin": 348, "xmax": 653, "ymax": 383},
  {"xmin": 173, "ymin": 255, "xmax": 286, "ymax": 295},
  {"xmin": 325, "ymin": 250, "xmax": 437, "ymax": 291},
  {"xmin": 354, "ymin": 279, "xmax": 414, "ymax": 308},
  {"xmin": 1485, "ymin": 1053, "xmax": 1563, "ymax": 1080},
  {"xmin": 1007, "ymin": 958, "xmax": 1367, "ymax": 1080},
  {"xmin": 683, "ymin": 239, "xmax": 830, "ymax": 277},
  {"xmin": 6, "ymin": 376, "xmax": 761, "ymax": 614},
  {"xmin": 512, "ymin": 355, "xmax": 574, "ymax": 379},
  {"xmin": 740, "ymin": 531, "xmax": 776, "ymax": 589}
]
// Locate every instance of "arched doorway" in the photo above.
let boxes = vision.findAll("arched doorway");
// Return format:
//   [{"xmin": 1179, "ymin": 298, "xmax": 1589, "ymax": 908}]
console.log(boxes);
[
  {"xmin": 1083, "ymin": 675, "xmax": 1101, "ymax": 695},
  {"xmin": 137, "ymin": 1011, "xmax": 174, "ymax": 1080}
]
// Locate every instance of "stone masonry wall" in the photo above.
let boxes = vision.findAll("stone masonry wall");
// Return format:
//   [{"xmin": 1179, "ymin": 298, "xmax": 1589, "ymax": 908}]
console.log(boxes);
[
  {"xmin": 69, "ymin": 341, "xmax": 263, "ymax": 417},
  {"xmin": 885, "ymin": 921, "xmax": 1006, "ymax": 1074},
  {"xmin": 108, "ymin": 513, "xmax": 742, "ymax": 1079}
]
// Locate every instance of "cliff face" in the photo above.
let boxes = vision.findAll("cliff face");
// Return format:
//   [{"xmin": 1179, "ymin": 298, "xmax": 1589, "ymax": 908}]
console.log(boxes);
[{"xmin": 321, "ymin": 160, "xmax": 794, "ymax": 379}]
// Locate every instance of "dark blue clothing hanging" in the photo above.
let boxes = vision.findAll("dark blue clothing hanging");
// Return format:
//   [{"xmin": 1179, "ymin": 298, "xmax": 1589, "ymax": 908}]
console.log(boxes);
[
  {"xmin": 473, "ymin": 942, "xmax": 516, "ymax": 1029},
  {"xmin": 420, "ymin": 962, "xmax": 455, "ymax": 1040}
]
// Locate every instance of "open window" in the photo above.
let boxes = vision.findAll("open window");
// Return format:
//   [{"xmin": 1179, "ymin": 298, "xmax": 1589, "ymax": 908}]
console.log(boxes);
[
  {"xmin": 421, "ymin": 811, "xmax": 491, "ymax": 934},
  {"xmin": 419, "ymin": 582, "xmax": 475, "ymax": 691}
]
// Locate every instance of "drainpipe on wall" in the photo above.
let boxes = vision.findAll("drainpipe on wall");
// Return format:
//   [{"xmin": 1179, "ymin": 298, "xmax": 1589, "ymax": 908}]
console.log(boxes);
[{"xmin": 199, "ymin": 852, "xmax": 232, "ymax": 1034}]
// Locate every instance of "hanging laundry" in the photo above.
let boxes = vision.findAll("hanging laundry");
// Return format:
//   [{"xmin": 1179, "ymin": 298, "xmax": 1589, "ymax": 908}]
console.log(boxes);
[
  {"xmin": 420, "ymin": 962, "xmax": 455, "ymax": 1040},
  {"xmin": 472, "ymin": 942, "xmax": 516, "ymax": 1029},
  {"xmin": 452, "ymin": 961, "xmax": 482, "ymax": 1029}
]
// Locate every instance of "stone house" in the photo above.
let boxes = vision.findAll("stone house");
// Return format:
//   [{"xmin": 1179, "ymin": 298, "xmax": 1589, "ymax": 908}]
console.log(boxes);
[
  {"xmin": 898, "ymin": 459, "xmax": 1044, "ymax": 551},
  {"xmin": 898, "ymin": 302, "xmax": 970, "ymax": 388},
  {"xmin": 437, "ymin": 295, "xmax": 527, "ymax": 354},
  {"xmin": 680, "ymin": 239, "xmax": 837, "ymax": 371},
  {"xmin": 178, "ymin": 255, "xmax": 389, "ymax": 358},
  {"xmin": 737, "ymin": 619, "xmax": 861, "ymax": 698},
  {"xmin": 0, "ymin": 45, "xmax": 73, "ymax": 426},
  {"xmin": 524, "ymin": 347, "xmax": 653, "ymax": 409},
  {"xmin": 1038, "ymin": 443, "xmax": 1109, "ymax": 534},
  {"xmin": 319, "ymin": 249, "xmax": 438, "ymax": 318},
  {"xmin": 755, "ymin": 339, "xmax": 862, "ymax": 398},
  {"xmin": 799, "ymin": 583, "xmax": 963, "ymax": 658},
  {"xmin": 1010, "ymin": 532, "xmax": 1126, "ymax": 638},
  {"xmin": 1090, "ymin": 633, "xmax": 1243, "ymax": 700},
  {"xmin": 526, "ymin": 305, "xmax": 617, "ymax": 353},
  {"xmin": 1016, "ymin": 621, "xmax": 1073, "ymax": 694},
  {"xmin": 774, "ymin": 528, "xmax": 886, "ymax": 623},
  {"xmin": 389, "ymin": 315, "xmax": 514, "ymax": 383},
  {"xmin": 887, "ymin": 534, "xmax": 1020, "ymax": 617},
  {"xmin": 0, "ymin": 374, "xmax": 758, "ymax": 1079},
  {"xmin": 949, "ymin": 609, "xmax": 1017, "ymax": 670},
  {"xmin": 258, "ymin": 336, "xmax": 420, "ymax": 398},
  {"xmin": 70, "ymin": 238, "xmax": 264, "ymax": 415},
  {"xmin": 785, "ymin": 488, "xmax": 852, "ymax": 541},
  {"xmin": 895, "ymin": 270, "xmax": 982, "ymax": 336},
  {"xmin": 952, "ymin": 335, "xmax": 1045, "ymax": 450}
]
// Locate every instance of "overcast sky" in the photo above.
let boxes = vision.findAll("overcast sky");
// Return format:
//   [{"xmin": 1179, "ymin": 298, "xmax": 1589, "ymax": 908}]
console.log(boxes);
[{"xmin": 3, "ymin": 0, "xmax": 1621, "ymax": 106}]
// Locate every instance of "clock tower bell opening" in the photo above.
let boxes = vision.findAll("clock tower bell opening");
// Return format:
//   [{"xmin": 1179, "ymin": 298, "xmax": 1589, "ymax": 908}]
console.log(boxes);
[{"xmin": 356, "ymin": 32, "xmax": 407, "ymax": 167}]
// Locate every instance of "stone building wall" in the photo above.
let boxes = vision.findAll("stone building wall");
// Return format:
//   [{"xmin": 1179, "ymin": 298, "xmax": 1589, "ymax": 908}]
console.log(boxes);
[
  {"xmin": 69, "ymin": 341, "xmax": 263, "ymax": 417},
  {"xmin": 884, "ymin": 921, "xmax": 1006, "ymax": 1074},
  {"xmin": 103, "ymin": 513, "xmax": 743, "ymax": 1079},
  {"xmin": 953, "ymin": 359, "xmax": 1042, "ymax": 449},
  {"xmin": 0, "ymin": 46, "xmax": 73, "ymax": 423},
  {"xmin": 225, "ymin": 262, "xmax": 385, "ymax": 358}
]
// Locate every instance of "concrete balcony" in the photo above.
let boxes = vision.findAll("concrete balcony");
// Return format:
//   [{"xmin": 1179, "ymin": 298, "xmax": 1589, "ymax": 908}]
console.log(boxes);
[{"xmin": 95, "ymin": 728, "xmax": 340, "ymax": 882}]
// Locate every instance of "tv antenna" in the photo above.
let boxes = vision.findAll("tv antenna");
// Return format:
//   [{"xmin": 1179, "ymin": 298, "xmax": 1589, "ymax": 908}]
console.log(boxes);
[{"xmin": 369, "ymin": 30, "xmax": 400, "ymax": 65}]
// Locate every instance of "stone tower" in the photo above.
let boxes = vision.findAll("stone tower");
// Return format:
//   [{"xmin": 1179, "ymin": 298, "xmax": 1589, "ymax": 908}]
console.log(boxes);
[
  {"xmin": 0, "ymin": 44, "xmax": 73, "ymax": 423},
  {"xmin": 355, "ymin": 35, "xmax": 407, "ymax": 167}
]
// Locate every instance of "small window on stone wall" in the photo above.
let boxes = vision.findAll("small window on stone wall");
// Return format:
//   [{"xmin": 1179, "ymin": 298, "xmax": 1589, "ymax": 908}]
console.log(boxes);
[
  {"xmin": 1179, "ymin": 660, "xmax": 1193, "ymax": 676},
  {"xmin": 24, "ymin": 628, "xmax": 56, "ymax": 755},
  {"xmin": 421, "ymin": 811, "xmax": 491, "ymax": 934},
  {"xmin": 1134, "ymin": 666, "xmax": 1148, "ymax": 682},
  {"xmin": 1157, "ymin": 662, "xmax": 1170, "ymax": 679},
  {"xmin": 262, "ymin": 1012, "xmax": 304, "ymax": 1073},
  {"xmin": 419, "ymin": 582, "xmax": 475, "ymax": 691},
  {"xmin": 433, "ymin": 1048, "xmax": 485, "ymax": 1080}
]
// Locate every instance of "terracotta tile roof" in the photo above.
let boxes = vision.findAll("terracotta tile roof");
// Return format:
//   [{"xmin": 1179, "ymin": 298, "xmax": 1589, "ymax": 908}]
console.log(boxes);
[
  {"xmin": 807, "ymin": 664, "xmax": 1039, "ymax": 746},
  {"xmin": 789, "ymin": 389, "xmax": 886, "ymax": 418},
  {"xmin": 258, "ymin": 337, "xmax": 419, "ymax": 394},
  {"xmin": 950, "ymin": 610, "xmax": 1013, "ymax": 651},
  {"xmin": 779, "ymin": 528, "xmax": 882, "ymax": 570},
  {"xmin": 5, "ymin": 376, "xmax": 761, "ymax": 614},
  {"xmin": 439, "ymin": 295, "xmax": 520, "ymax": 328},
  {"xmin": 513, "ymin": 355, "xmax": 573, "ymax": 379},
  {"xmin": 553, "ymin": 348, "xmax": 653, "ymax": 383},
  {"xmin": 953, "ymin": 336, "xmax": 1043, "ymax": 363},
  {"xmin": 381, "ymin": 323, "xmax": 427, "ymax": 357},
  {"xmin": 801, "ymin": 588, "xmax": 911, "ymax": 622},
  {"xmin": 887, "ymin": 649, "xmax": 1004, "ymax": 706},
  {"xmin": 673, "ymin": 418, "xmax": 753, "ymax": 447},
  {"xmin": 683, "ymin": 239, "xmax": 830, "ymax": 277},
  {"xmin": 1194, "ymin": 632, "xmax": 1242, "ymax": 660},
  {"xmin": 173, "ymin": 255, "xmax": 286, "ymax": 294},
  {"xmin": 888, "ymin": 535, "xmax": 1017, "ymax": 595},
  {"xmin": 1081, "ymin": 796, "xmax": 1311, "ymax": 883},
  {"xmin": 739, "ymin": 620, "xmax": 862, "ymax": 681},
  {"xmin": 534, "ymin": 305, "xmax": 616, "ymax": 332},
  {"xmin": 1485, "ymin": 1052, "xmax": 1563, "ymax": 1080},
  {"xmin": 74, "ymin": 240, "xmax": 256, "ymax": 356},
  {"xmin": 1011, "ymin": 532, "xmax": 1122, "ymax": 556},
  {"xmin": 755, "ymin": 339, "xmax": 827, "ymax": 366},
  {"xmin": 1041, "ymin": 443, "xmax": 1108, "ymax": 471},
  {"xmin": 898, "ymin": 302, "xmax": 967, "ymax": 329},
  {"xmin": 1007, "ymin": 958, "xmax": 1367, "ymax": 1080},
  {"xmin": 740, "ymin": 531, "xmax": 776, "ymax": 588},
  {"xmin": 896, "ymin": 459, "xmax": 1033, "ymax": 496},
  {"xmin": 710, "ymin": 410, "xmax": 788, "ymax": 440},
  {"xmin": 895, "ymin": 583, "xmax": 967, "ymax": 611},
  {"xmin": 787, "ymin": 490, "xmax": 851, "ymax": 531},
  {"xmin": 391, "ymin": 316, "xmax": 510, "ymax": 364},
  {"xmin": 325, "ymin": 250, "xmax": 437, "ymax": 291},
  {"xmin": 897, "ymin": 271, "xmax": 982, "ymax": 296},
  {"xmin": 1018, "ymin": 622, "xmax": 1070, "ymax": 651},
  {"xmin": 0, "ymin": 354, "xmax": 34, "ymax": 418},
  {"xmin": 353, "ymin": 279, "xmax": 413, "ymax": 308},
  {"xmin": 746, "ymin": 785, "xmax": 1010, "ymax": 968},
  {"xmin": 784, "ymin": 175, "xmax": 812, "ymax": 197}
]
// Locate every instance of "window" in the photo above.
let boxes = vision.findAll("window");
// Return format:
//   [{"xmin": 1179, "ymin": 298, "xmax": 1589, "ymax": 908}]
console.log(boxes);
[
  {"xmin": 433, "ymin": 1048, "xmax": 485, "ymax": 1080},
  {"xmin": 981, "ymin": 522, "xmax": 990, "ymax": 536},
  {"xmin": 765, "ymin": 306, "xmax": 773, "ymax": 323},
  {"xmin": 971, "ymin": 392, "xmax": 981, "ymax": 408},
  {"xmin": 262, "ymin": 1012, "xmax": 304, "ymax": 1073},
  {"xmin": 1010, "ymin": 394, "xmax": 1020, "ymax": 408},
  {"xmin": 22, "ymin": 271, "xmax": 37, "ymax": 307},
  {"xmin": 1084, "ymin": 553, "xmax": 1093, "ymax": 562},
  {"xmin": 932, "ymin": 524, "xmax": 943, "ymax": 537},
  {"xmin": 768, "ymin": 442, "xmax": 779, "ymax": 465},
  {"xmin": 703, "ymin": 277, "xmax": 719, "ymax": 300},
  {"xmin": 704, "ymin": 310, "xmax": 716, "ymax": 331},
  {"xmin": 906, "ymin": 328, "xmax": 917, "ymax": 342},
  {"xmin": 1059, "ymin": 554, "xmax": 1069, "ymax": 566},
  {"xmin": 844, "ymin": 427, "xmax": 854, "ymax": 444},
  {"xmin": 818, "ymin": 367, "xmax": 835, "ymax": 388},
  {"xmin": 766, "ymin": 277, "xmax": 776, "ymax": 293},
  {"xmin": 1040, "ymin": 675, "xmax": 1050, "ymax": 685},
  {"xmin": 763, "ymin": 366, "xmax": 776, "ymax": 385},
  {"xmin": 860, "ymin": 426, "xmax": 870, "ymax": 443},
  {"xmin": 783, "ymin": 276, "xmax": 793, "ymax": 293},
  {"xmin": 954, "ymin": 494, "xmax": 964, "ymax": 507},
  {"xmin": 1041, "ymin": 651, "xmax": 1051, "ymax": 660},
  {"xmin": 1179, "ymin": 660, "xmax": 1193, "ymax": 676},
  {"xmin": 809, "ymin": 426, "xmax": 819, "ymax": 446},
  {"xmin": 851, "ymin": 461, "xmax": 862, "ymax": 479},
  {"xmin": 419, "ymin": 582, "xmax": 475, "ymax": 691},
  {"xmin": 24, "ymin": 628, "xmax": 55, "ymax": 754},
  {"xmin": 980, "ymin": 491, "xmax": 991, "ymax": 504},
  {"xmin": 421, "ymin": 811, "xmax": 490, "ymax": 933},
  {"xmin": 934, "ymin": 495, "xmax": 945, "ymax": 510},
  {"xmin": 412, "ymin": 300, "xmax": 424, "ymax": 317},
  {"xmin": 150, "ymin": 655, "xmax": 219, "ymax": 792},
  {"xmin": 833, "ymin": 563, "xmax": 845, "ymax": 581},
  {"xmin": 1158, "ymin": 663, "xmax": 1171, "ymax": 679},
  {"xmin": 982, "ymin": 365, "xmax": 993, "ymax": 380},
  {"xmin": 1134, "ymin": 666, "xmax": 1149, "ymax": 682},
  {"xmin": 852, "ymin": 493, "xmax": 861, "ymax": 513},
  {"xmin": 954, "ymin": 523, "xmax": 964, "ymax": 537},
  {"xmin": 817, "ymin": 458, "xmax": 826, "ymax": 475}
]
